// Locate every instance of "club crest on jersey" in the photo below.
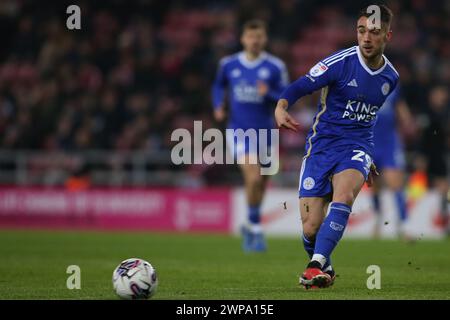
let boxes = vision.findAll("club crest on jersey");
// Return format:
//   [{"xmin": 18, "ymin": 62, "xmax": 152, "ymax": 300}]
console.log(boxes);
[
  {"xmin": 303, "ymin": 177, "xmax": 315, "ymax": 190},
  {"xmin": 381, "ymin": 82, "xmax": 390, "ymax": 95},
  {"xmin": 231, "ymin": 68, "xmax": 241, "ymax": 78},
  {"xmin": 309, "ymin": 62, "xmax": 328, "ymax": 77},
  {"xmin": 257, "ymin": 67, "xmax": 270, "ymax": 79}
]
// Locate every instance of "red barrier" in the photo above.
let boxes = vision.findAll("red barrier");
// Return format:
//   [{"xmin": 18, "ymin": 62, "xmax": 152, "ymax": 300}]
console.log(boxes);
[{"xmin": 0, "ymin": 188, "xmax": 232, "ymax": 232}]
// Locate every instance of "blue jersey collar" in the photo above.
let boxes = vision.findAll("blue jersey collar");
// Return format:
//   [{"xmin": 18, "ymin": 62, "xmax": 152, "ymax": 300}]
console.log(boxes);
[
  {"xmin": 356, "ymin": 46, "xmax": 387, "ymax": 76},
  {"xmin": 238, "ymin": 51, "xmax": 267, "ymax": 69}
]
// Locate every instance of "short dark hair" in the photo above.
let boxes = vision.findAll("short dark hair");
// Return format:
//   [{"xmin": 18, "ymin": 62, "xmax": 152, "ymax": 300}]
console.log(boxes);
[
  {"xmin": 358, "ymin": 4, "xmax": 393, "ymax": 28},
  {"xmin": 242, "ymin": 19, "xmax": 267, "ymax": 33}
]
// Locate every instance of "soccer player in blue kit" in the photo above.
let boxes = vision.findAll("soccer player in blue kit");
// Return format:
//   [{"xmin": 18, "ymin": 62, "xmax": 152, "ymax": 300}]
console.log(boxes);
[
  {"xmin": 274, "ymin": 5, "xmax": 399, "ymax": 288},
  {"xmin": 372, "ymin": 85, "xmax": 414, "ymax": 239},
  {"xmin": 212, "ymin": 20, "xmax": 289, "ymax": 252}
]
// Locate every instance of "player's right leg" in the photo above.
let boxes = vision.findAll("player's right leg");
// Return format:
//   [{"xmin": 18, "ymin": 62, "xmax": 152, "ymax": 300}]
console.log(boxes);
[
  {"xmin": 238, "ymin": 154, "xmax": 269, "ymax": 252},
  {"xmin": 371, "ymin": 176, "xmax": 383, "ymax": 239},
  {"xmin": 297, "ymin": 155, "xmax": 335, "ymax": 288},
  {"xmin": 299, "ymin": 196, "xmax": 336, "ymax": 288}
]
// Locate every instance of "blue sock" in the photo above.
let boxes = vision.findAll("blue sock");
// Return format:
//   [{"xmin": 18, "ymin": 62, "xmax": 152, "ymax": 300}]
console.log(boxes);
[
  {"xmin": 394, "ymin": 191, "xmax": 407, "ymax": 222},
  {"xmin": 373, "ymin": 192, "xmax": 381, "ymax": 213},
  {"xmin": 302, "ymin": 234, "xmax": 332, "ymax": 270},
  {"xmin": 248, "ymin": 205, "xmax": 261, "ymax": 224},
  {"xmin": 313, "ymin": 202, "xmax": 351, "ymax": 266},
  {"xmin": 302, "ymin": 234, "xmax": 315, "ymax": 258}
]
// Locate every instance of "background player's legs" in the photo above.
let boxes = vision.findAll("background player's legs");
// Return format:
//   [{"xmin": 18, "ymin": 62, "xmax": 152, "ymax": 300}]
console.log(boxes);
[
  {"xmin": 239, "ymin": 154, "xmax": 268, "ymax": 227},
  {"xmin": 383, "ymin": 168, "xmax": 408, "ymax": 238},
  {"xmin": 238, "ymin": 154, "xmax": 269, "ymax": 251},
  {"xmin": 433, "ymin": 177, "xmax": 450, "ymax": 236},
  {"xmin": 371, "ymin": 168, "xmax": 408, "ymax": 238},
  {"xmin": 371, "ymin": 177, "xmax": 383, "ymax": 238},
  {"xmin": 311, "ymin": 169, "xmax": 365, "ymax": 267}
]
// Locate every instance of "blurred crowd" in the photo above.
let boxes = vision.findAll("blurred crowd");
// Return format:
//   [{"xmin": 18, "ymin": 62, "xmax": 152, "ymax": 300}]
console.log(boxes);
[{"xmin": 0, "ymin": 0, "xmax": 448, "ymax": 188}]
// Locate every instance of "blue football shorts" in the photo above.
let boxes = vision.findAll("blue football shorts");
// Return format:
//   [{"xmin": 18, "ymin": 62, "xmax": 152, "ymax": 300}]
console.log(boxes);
[
  {"xmin": 298, "ymin": 145, "xmax": 373, "ymax": 197},
  {"xmin": 373, "ymin": 135, "xmax": 405, "ymax": 170},
  {"xmin": 225, "ymin": 128, "xmax": 274, "ymax": 168}
]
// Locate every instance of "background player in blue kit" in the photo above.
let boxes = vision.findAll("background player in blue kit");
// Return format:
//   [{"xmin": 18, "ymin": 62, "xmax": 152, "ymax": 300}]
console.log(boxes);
[
  {"xmin": 372, "ymin": 85, "xmax": 415, "ymax": 239},
  {"xmin": 212, "ymin": 20, "xmax": 289, "ymax": 252},
  {"xmin": 274, "ymin": 5, "xmax": 398, "ymax": 288}
]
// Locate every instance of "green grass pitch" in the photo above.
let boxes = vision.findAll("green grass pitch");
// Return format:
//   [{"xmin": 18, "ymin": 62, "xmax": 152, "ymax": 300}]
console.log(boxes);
[{"xmin": 0, "ymin": 230, "xmax": 449, "ymax": 299}]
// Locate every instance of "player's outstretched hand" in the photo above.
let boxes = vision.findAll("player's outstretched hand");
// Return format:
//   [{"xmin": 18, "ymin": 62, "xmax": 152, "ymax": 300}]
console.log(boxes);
[
  {"xmin": 366, "ymin": 162, "xmax": 380, "ymax": 187},
  {"xmin": 214, "ymin": 105, "xmax": 226, "ymax": 122},
  {"xmin": 275, "ymin": 99, "xmax": 300, "ymax": 132}
]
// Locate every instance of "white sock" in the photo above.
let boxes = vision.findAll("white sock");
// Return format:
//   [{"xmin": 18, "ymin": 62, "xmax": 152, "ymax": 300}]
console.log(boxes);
[
  {"xmin": 323, "ymin": 265, "xmax": 333, "ymax": 272},
  {"xmin": 311, "ymin": 254, "xmax": 327, "ymax": 268},
  {"xmin": 248, "ymin": 223, "xmax": 263, "ymax": 234}
]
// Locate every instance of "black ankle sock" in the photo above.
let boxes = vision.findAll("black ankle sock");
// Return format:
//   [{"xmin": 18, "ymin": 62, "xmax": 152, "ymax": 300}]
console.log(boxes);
[
  {"xmin": 325, "ymin": 268, "xmax": 335, "ymax": 277},
  {"xmin": 307, "ymin": 260, "xmax": 322, "ymax": 269}
]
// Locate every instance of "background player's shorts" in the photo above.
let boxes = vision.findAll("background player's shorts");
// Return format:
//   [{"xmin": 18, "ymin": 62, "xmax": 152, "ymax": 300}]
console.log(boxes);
[
  {"xmin": 226, "ymin": 128, "xmax": 273, "ymax": 168},
  {"xmin": 299, "ymin": 145, "xmax": 373, "ymax": 197},
  {"xmin": 373, "ymin": 134, "xmax": 405, "ymax": 170}
]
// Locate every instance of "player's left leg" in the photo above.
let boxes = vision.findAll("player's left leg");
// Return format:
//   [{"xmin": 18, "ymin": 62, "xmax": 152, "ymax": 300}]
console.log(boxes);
[
  {"xmin": 383, "ymin": 168, "xmax": 409, "ymax": 238},
  {"xmin": 432, "ymin": 177, "xmax": 449, "ymax": 237},
  {"xmin": 370, "ymin": 174, "xmax": 383, "ymax": 238},
  {"xmin": 306, "ymin": 169, "xmax": 365, "ymax": 284},
  {"xmin": 375, "ymin": 139, "xmax": 408, "ymax": 238},
  {"xmin": 238, "ymin": 154, "xmax": 269, "ymax": 252},
  {"xmin": 371, "ymin": 153, "xmax": 384, "ymax": 238}
]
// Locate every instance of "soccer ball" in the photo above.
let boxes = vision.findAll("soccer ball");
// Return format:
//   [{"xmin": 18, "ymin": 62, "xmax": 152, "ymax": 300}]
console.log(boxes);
[{"xmin": 112, "ymin": 258, "xmax": 158, "ymax": 299}]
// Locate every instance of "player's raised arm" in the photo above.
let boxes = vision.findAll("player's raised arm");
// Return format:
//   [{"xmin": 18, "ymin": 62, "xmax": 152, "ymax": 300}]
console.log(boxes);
[
  {"xmin": 274, "ymin": 55, "xmax": 340, "ymax": 131},
  {"xmin": 211, "ymin": 58, "xmax": 229, "ymax": 122}
]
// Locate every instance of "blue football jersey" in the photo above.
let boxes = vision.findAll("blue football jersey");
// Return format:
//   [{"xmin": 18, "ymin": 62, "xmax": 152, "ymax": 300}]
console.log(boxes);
[
  {"xmin": 373, "ymin": 85, "xmax": 405, "ymax": 169},
  {"xmin": 374, "ymin": 85, "xmax": 400, "ymax": 143},
  {"xmin": 212, "ymin": 51, "xmax": 289, "ymax": 130},
  {"xmin": 281, "ymin": 45, "xmax": 399, "ymax": 157}
]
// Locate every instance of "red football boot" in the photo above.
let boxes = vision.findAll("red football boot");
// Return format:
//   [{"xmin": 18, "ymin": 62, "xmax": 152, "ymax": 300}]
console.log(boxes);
[{"xmin": 299, "ymin": 262, "xmax": 332, "ymax": 289}]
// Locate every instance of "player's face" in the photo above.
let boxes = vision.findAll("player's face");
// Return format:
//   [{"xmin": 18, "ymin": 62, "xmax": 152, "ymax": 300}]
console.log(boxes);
[
  {"xmin": 241, "ymin": 28, "xmax": 267, "ymax": 56},
  {"xmin": 357, "ymin": 16, "xmax": 392, "ymax": 60}
]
